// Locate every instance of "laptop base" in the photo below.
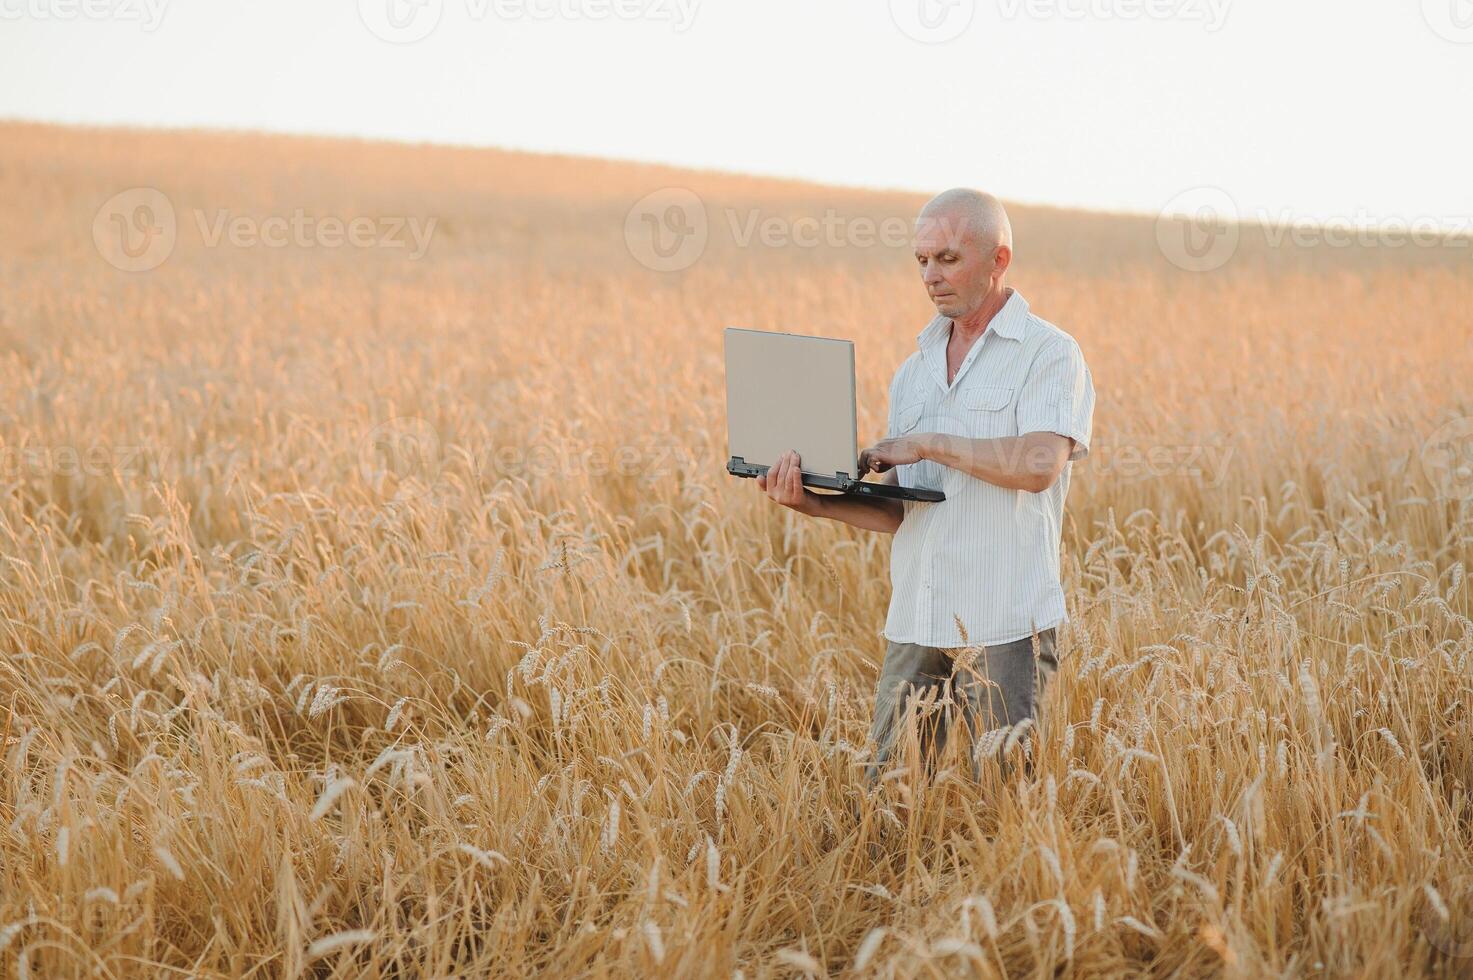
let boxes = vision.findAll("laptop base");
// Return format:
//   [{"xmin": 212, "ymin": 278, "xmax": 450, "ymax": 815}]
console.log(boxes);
[{"xmin": 727, "ymin": 457, "xmax": 946, "ymax": 503}]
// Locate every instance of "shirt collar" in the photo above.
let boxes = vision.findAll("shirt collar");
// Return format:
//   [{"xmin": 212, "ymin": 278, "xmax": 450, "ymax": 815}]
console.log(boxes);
[{"xmin": 917, "ymin": 287, "xmax": 1030, "ymax": 349}]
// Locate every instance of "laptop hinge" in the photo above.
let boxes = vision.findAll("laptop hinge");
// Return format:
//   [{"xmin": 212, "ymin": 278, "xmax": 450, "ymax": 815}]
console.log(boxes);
[{"xmin": 727, "ymin": 456, "xmax": 763, "ymax": 478}]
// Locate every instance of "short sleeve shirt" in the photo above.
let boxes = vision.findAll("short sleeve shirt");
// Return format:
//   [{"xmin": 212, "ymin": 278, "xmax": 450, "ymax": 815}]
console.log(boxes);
[{"xmin": 882, "ymin": 288, "xmax": 1095, "ymax": 648}]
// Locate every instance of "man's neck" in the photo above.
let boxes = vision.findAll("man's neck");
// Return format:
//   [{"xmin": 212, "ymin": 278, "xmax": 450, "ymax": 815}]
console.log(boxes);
[{"xmin": 949, "ymin": 285, "xmax": 1013, "ymax": 346}]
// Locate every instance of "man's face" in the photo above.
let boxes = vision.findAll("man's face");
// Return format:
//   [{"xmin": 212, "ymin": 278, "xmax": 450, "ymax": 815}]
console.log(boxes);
[{"xmin": 912, "ymin": 208, "xmax": 1001, "ymax": 320}]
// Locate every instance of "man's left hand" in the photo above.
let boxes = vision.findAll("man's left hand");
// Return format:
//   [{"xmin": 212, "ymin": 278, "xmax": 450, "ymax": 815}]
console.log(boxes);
[{"xmin": 859, "ymin": 435, "xmax": 931, "ymax": 474}]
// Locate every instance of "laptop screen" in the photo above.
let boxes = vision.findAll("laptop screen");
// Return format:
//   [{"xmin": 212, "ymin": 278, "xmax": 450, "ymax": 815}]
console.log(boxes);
[{"xmin": 724, "ymin": 327, "xmax": 859, "ymax": 480}]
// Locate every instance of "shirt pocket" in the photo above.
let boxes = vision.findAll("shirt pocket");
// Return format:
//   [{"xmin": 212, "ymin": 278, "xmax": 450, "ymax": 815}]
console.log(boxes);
[
  {"xmin": 892, "ymin": 400, "xmax": 941, "ymax": 490},
  {"xmin": 959, "ymin": 384, "xmax": 1016, "ymax": 439},
  {"xmin": 892, "ymin": 400, "xmax": 925, "ymax": 437}
]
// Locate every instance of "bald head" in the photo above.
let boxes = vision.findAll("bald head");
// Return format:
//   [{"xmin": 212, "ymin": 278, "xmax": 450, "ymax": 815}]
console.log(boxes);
[
  {"xmin": 912, "ymin": 188, "xmax": 1014, "ymax": 324},
  {"xmin": 917, "ymin": 188, "xmax": 1013, "ymax": 252}
]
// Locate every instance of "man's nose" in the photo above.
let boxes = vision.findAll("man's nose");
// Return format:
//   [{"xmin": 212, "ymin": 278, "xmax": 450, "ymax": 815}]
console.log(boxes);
[{"xmin": 921, "ymin": 262, "xmax": 942, "ymax": 284}]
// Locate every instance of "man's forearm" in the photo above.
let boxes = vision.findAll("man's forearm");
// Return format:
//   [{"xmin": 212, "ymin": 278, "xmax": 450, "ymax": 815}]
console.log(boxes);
[
  {"xmin": 919, "ymin": 432, "xmax": 1056, "ymax": 492},
  {"xmin": 807, "ymin": 491, "xmax": 904, "ymax": 534}
]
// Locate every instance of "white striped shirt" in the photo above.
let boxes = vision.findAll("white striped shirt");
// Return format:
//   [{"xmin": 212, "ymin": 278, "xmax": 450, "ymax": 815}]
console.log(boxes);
[{"xmin": 881, "ymin": 288, "xmax": 1095, "ymax": 649}]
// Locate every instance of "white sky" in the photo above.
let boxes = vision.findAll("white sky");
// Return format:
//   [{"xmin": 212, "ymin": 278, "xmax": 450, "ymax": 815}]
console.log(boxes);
[{"xmin": 2, "ymin": 0, "xmax": 1471, "ymax": 223}]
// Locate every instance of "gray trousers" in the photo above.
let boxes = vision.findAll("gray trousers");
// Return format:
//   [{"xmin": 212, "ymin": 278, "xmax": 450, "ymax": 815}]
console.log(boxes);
[{"xmin": 865, "ymin": 628, "xmax": 1058, "ymax": 784}]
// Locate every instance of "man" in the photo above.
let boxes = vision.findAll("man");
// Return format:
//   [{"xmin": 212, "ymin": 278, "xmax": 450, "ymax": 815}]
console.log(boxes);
[{"xmin": 755, "ymin": 188, "xmax": 1095, "ymax": 784}]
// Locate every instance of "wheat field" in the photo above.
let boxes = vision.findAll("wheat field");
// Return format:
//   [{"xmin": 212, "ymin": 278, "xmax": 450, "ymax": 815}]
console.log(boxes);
[{"xmin": 1, "ymin": 120, "xmax": 1471, "ymax": 977}]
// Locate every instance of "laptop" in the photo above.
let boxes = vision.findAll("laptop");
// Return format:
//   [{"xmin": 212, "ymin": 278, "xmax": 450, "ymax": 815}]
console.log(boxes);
[{"xmin": 724, "ymin": 327, "xmax": 946, "ymax": 503}]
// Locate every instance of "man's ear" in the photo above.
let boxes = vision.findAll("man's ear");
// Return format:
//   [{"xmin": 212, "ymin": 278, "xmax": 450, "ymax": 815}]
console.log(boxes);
[{"xmin": 993, "ymin": 244, "xmax": 1013, "ymax": 278}]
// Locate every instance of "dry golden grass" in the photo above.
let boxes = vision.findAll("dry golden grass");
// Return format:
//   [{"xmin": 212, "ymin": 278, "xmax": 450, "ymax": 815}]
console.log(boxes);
[{"xmin": 1, "ymin": 120, "xmax": 1471, "ymax": 977}]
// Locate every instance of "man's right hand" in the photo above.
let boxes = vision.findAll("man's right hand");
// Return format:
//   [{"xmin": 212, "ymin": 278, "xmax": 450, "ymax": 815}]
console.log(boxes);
[{"xmin": 755, "ymin": 449, "xmax": 822, "ymax": 517}]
